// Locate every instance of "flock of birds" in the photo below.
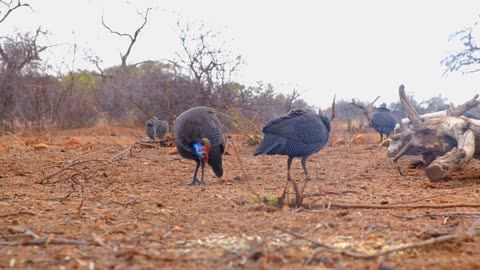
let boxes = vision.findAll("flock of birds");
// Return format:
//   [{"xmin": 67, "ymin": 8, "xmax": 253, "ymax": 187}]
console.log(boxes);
[{"xmin": 146, "ymin": 105, "xmax": 397, "ymax": 185}]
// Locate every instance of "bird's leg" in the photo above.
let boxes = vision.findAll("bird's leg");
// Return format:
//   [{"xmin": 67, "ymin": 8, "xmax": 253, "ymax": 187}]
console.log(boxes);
[
  {"xmin": 199, "ymin": 160, "xmax": 206, "ymax": 185},
  {"xmin": 287, "ymin": 156, "xmax": 294, "ymax": 181},
  {"xmin": 188, "ymin": 160, "xmax": 201, "ymax": 186},
  {"xmin": 380, "ymin": 133, "xmax": 384, "ymax": 143},
  {"xmin": 301, "ymin": 156, "xmax": 312, "ymax": 180}
]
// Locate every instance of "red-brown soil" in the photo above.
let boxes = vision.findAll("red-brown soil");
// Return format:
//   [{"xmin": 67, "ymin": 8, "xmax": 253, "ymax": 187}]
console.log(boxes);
[{"xmin": 1, "ymin": 126, "xmax": 479, "ymax": 269}]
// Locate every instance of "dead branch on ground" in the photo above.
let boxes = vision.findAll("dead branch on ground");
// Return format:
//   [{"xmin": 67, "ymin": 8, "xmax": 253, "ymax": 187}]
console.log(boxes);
[
  {"xmin": 274, "ymin": 218, "xmax": 480, "ymax": 259},
  {"xmin": 307, "ymin": 200, "xmax": 480, "ymax": 210},
  {"xmin": 35, "ymin": 159, "xmax": 106, "ymax": 184},
  {"xmin": 110, "ymin": 146, "xmax": 132, "ymax": 162},
  {"xmin": 135, "ymin": 141, "xmax": 158, "ymax": 149},
  {"xmin": 0, "ymin": 210, "xmax": 36, "ymax": 218},
  {"xmin": 393, "ymin": 212, "xmax": 480, "ymax": 220},
  {"xmin": 0, "ymin": 226, "xmax": 90, "ymax": 246},
  {"xmin": 391, "ymin": 84, "xmax": 480, "ymax": 181},
  {"xmin": 36, "ymin": 145, "xmax": 134, "ymax": 184}
]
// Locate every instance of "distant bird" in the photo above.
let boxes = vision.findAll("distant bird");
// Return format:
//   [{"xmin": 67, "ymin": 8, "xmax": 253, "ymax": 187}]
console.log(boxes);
[
  {"xmin": 370, "ymin": 104, "xmax": 396, "ymax": 142},
  {"xmin": 174, "ymin": 106, "xmax": 226, "ymax": 185},
  {"xmin": 253, "ymin": 109, "xmax": 331, "ymax": 181},
  {"xmin": 146, "ymin": 119, "xmax": 169, "ymax": 140},
  {"xmin": 463, "ymin": 112, "xmax": 480, "ymax": 120}
]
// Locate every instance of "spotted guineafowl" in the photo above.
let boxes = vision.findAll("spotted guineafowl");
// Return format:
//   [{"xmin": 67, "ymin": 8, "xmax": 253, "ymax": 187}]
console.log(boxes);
[
  {"xmin": 253, "ymin": 109, "xmax": 331, "ymax": 181},
  {"xmin": 146, "ymin": 119, "xmax": 169, "ymax": 140},
  {"xmin": 174, "ymin": 106, "xmax": 226, "ymax": 185},
  {"xmin": 370, "ymin": 104, "xmax": 396, "ymax": 143}
]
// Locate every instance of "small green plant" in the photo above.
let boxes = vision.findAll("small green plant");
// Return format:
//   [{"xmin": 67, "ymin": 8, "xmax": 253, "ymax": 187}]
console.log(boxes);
[{"xmin": 251, "ymin": 194, "xmax": 279, "ymax": 207}]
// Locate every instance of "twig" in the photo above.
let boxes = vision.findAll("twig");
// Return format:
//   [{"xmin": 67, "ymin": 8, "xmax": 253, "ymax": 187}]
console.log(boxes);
[
  {"xmin": 92, "ymin": 233, "xmax": 106, "ymax": 246},
  {"xmin": 389, "ymin": 190, "xmax": 465, "ymax": 205},
  {"xmin": 274, "ymin": 219, "xmax": 480, "ymax": 259},
  {"xmin": 0, "ymin": 237, "xmax": 89, "ymax": 246},
  {"xmin": 230, "ymin": 140, "xmax": 261, "ymax": 202},
  {"xmin": 304, "ymin": 190, "xmax": 358, "ymax": 197},
  {"xmin": 396, "ymin": 165, "xmax": 404, "ymax": 176},
  {"xmin": 0, "ymin": 211, "xmax": 36, "ymax": 218},
  {"xmin": 36, "ymin": 159, "xmax": 104, "ymax": 184},
  {"xmin": 309, "ymin": 201, "xmax": 480, "ymax": 210},
  {"xmin": 393, "ymin": 212, "xmax": 480, "ymax": 220},
  {"xmin": 109, "ymin": 138, "xmax": 123, "ymax": 148},
  {"xmin": 109, "ymin": 146, "xmax": 132, "ymax": 162},
  {"xmin": 305, "ymin": 247, "xmax": 334, "ymax": 266},
  {"xmin": 37, "ymin": 145, "xmax": 133, "ymax": 184},
  {"xmin": 0, "ymin": 226, "xmax": 90, "ymax": 246},
  {"xmin": 135, "ymin": 141, "xmax": 158, "ymax": 148},
  {"xmin": 293, "ymin": 207, "xmax": 327, "ymax": 214},
  {"xmin": 76, "ymin": 187, "xmax": 84, "ymax": 217},
  {"xmin": 3, "ymin": 132, "xmax": 28, "ymax": 148}
]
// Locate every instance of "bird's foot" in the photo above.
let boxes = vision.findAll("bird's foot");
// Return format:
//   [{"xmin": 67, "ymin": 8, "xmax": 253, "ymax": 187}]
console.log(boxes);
[
  {"xmin": 187, "ymin": 179, "xmax": 199, "ymax": 186},
  {"xmin": 305, "ymin": 175, "xmax": 312, "ymax": 181},
  {"xmin": 287, "ymin": 173, "xmax": 292, "ymax": 182},
  {"xmin": 199, "ymin": 179, "xmax": 206, "ymax": 185}
]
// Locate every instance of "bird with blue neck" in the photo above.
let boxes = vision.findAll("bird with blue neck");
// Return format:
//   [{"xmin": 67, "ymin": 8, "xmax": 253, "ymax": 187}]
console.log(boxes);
[
  {"xmin": 174, "ymin": 106, "xmax": 225, "ymax": 186},
  {"xmin": 193, "ymin": 138, "xmax": 210, "ymax": 162}
]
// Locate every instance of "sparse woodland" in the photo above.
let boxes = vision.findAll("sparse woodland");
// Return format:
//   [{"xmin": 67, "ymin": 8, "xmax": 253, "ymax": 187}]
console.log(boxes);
[
  {"xmin": 2, "ymin": 1, "xmax": 480, "ymax": 270},
  {"xmin": 1, "ymin": 1, "xmax": 478, "ymax": 135}
]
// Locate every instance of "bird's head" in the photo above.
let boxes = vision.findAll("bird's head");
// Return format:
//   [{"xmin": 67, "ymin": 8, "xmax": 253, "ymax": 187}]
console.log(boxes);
[
  {"xmin": 193, "ymin": 138, "xmax": 211, "ymax": 161},
  {"xmin": 317, "ymin": 108, "xmax": 331, "ymax": 132}
]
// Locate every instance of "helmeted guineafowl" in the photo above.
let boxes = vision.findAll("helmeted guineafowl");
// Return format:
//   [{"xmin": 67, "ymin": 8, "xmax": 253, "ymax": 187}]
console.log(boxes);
[
  {"xmin": 253, "ymin": 109, "xmax": 331, "ymax": 181},
  {"xmin": 146, "ymin": 119, "xmax": 169, "ymax": 140},
  {"xmin": 174, "ymin": 106, "xmax": 226, "ymax": 185},
  {"xmin": 370, "ymin": 104, "xmax": 396, "ymax": 143}
]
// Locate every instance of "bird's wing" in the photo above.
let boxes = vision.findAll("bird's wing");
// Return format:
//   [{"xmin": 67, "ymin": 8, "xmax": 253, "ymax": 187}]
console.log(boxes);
[
  {"xmin": 262, "ymin": 109, "xmax": 305, "ymax": 132},
  {"xmin": 371, "ymin": 112, "xmax": 396, "ymax": 127},
  {"xmin": 262, "ymin": 109, "xmax": 325, "ymax": 143}
]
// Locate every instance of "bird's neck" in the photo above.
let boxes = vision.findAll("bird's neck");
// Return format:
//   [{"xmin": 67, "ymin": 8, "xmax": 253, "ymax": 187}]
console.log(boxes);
[{"xmin": 193, "ymin": 142, "xmax": 209, "ymax": 161}]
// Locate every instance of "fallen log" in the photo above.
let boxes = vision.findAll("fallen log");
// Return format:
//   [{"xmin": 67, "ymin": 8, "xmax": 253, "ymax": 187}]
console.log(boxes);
[{"xmin": 390, "ymin": 85, "xmax": 480, "ymax": 181}]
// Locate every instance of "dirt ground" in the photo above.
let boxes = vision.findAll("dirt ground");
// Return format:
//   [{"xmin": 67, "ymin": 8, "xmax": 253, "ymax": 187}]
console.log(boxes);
[{"xmin": 1, "ymin": 125, "xmax": 480, "ymax": 270}]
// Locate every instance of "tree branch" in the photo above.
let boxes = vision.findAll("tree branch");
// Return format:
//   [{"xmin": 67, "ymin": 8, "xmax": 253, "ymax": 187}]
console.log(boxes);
[
  {"xmin": 0, "ymin": 0, "xmax": 30, "ymax": 24},
  {"xmin": 101, "ymin": 7, "xmax": 151, "ymax": 68}
]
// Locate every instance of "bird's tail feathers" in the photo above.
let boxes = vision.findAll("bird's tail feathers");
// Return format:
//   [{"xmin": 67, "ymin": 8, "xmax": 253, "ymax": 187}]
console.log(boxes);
[{"xmin": 253, "ymin": 134, "xmax": 286, "ymax": 156}]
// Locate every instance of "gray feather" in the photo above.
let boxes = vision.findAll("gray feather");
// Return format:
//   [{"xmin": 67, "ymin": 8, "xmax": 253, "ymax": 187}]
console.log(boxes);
[
  {"xmin": 146, "ymin": 119, "xmax": 169, "ymax": 140},
  {"xmin": 254, "ymin": 109, "xmax": 330, "ymax": 158},
  {"xmin": 371, "ymin": 107, "xmax": 396, "ymax": 136},
  {"xmin": 174, "ymin": 106, "xmax": 225, "ymax": 177}
]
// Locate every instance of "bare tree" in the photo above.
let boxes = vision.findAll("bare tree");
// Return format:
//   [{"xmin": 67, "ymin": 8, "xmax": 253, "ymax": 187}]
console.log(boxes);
[
  {"xmin": 285, "ymin": 89, "xmax": 301, "ymax": 112},
  {"xmin": 350, "ymin": 96, "xmax": 380, "ymax": 125},
  {"xmin": 101, "ymin": 8, "xmax": 151, "ymax": 69},
  {"xmin": 0, "ymin": 28, "xmax": 48, "ymax": 129},
  {"xmin": 442, "ymin": 19, "xmax": 480, "ymax": 74},
  {"xmin": 174, "ymin": 21, "xmax": 241, "ymax": 106}
]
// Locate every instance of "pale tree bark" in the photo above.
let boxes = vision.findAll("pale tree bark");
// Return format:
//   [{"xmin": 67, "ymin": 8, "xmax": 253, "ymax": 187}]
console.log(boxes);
[{"xmin": 392, "ymin": 84, "xmax": 480, "ymax": 181}]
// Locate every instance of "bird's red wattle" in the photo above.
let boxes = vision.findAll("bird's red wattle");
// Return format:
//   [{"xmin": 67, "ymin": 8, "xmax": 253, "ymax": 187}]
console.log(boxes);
[{"xmin": 200, "ymin": 146, "xmax": 209, "ymax": 161}]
